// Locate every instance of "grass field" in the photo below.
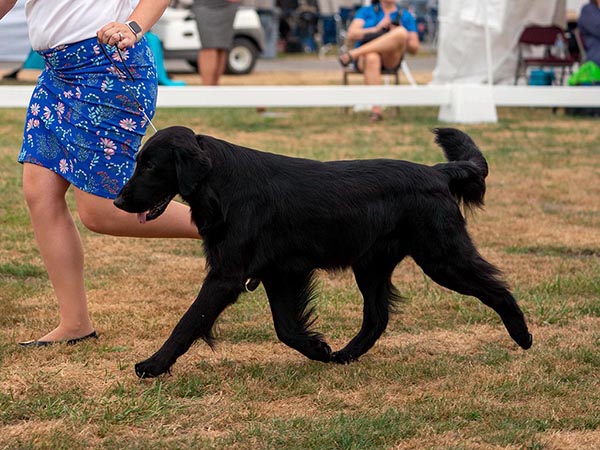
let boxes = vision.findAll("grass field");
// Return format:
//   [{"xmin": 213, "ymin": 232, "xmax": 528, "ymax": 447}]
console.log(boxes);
[{"xmin": 0, "ymin": 105, "xmax": 599, "ymax": 450}]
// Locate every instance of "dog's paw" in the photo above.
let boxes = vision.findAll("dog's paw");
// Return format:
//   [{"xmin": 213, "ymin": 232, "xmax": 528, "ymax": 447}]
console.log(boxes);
[
  {"xmin": 315, "ymin": 340, "xmax": 333, "ymax": 362},
  {"xmin": 514, "ymin": 332, "xmax": 533, "ymax": 350},
  {"xmin": 135, "ymin": 357, "xmax": 172, "ymax": 378},
  {"xmin": 331, "ymin": 350, "xmax": 358, "ymax": 365},
  {"xmin": 505, "ymin": 322, "xmax": 533, "ymax": 350},
  {"xmin": 303, "ymin": 339, "xmax": 333, "ymax": 362}
]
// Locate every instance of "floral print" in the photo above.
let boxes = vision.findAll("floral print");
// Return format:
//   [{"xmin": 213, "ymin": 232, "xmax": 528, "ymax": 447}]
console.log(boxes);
[
  {"xmin": 119, "ymin": 118, "xmax": 137, "ymax": 131},
  {"xmin": 101, "ymin": 137, "xmax": 117, "ymax": 159},
  {"xmin": 18, "ymin": 37, "xmax": 157, "ymax": 199},
  {"xmin": 26, "ymin": 118, "xmax": 40, "ymax": 131}
]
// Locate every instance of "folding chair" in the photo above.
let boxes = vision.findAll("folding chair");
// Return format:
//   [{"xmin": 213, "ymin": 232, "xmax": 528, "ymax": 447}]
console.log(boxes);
[
  {"xmin": 342, "ymin": 58, "xmax": 416, "ymax": 86},
  {"xmin": 342, "ymin": 58, "xmax": 416, "ymax": 113},
  {"xmin": 573, "ymin": 27, "xmax": 587, "ymax": 63},
  {"xmin": 514, "ymin": 25, "xmax": 581, "ymax": 85}
]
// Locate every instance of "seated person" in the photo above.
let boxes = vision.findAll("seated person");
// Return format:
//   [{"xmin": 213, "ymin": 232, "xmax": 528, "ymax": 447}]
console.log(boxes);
[
  {"xmin": 339, "ymin": 0, "xmax": 419, "ymax": 122},
  {"xmin": 578, "ymin": 0, "xmax": 600, "ymax": 67}
]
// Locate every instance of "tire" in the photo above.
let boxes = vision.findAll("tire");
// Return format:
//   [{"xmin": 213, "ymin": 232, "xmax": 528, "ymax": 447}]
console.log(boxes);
[
  {"xmin": 186, "ymin": 59, "xmax": 198, "ymax": 70},
  {"xmin": 226, "ymin": 37, "xmax": 259, "ymax": 75}
]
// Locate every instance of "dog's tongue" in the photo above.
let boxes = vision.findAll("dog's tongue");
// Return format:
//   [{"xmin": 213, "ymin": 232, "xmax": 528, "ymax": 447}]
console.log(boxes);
[{"xmin": 137, "ymin": 211, "xmax": 148, "ymax": 224}]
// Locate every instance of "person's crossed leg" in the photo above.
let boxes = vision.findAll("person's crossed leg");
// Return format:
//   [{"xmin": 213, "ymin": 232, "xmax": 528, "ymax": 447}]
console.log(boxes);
[
  {"xmin": 338, "ymin": 0, "xmax": 420, "ymax": 122},
  {"xmin": 340, "ymin": 27, "xmax": 409, "ymax": 121}
]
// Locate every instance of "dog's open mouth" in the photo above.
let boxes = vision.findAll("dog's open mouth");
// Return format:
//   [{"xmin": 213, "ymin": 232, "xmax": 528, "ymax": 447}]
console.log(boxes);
[{"xmin": 137, "ymin": 194, "xmax": 176, "ymax": 224}]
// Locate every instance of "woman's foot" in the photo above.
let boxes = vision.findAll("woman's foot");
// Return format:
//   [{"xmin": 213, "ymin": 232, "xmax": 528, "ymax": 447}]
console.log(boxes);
[
  {"xmin": 19, "ymin": 324, "xmax": 97, "ymax": 347},
  {"xmin": 368, "ymin": 111, "xmax": 384, "ymax": 123},
  {"xmin": 338, "ymin": 51, "xmax": 355, "ymax": 67},
  {"xmin": 19, "ymin": 331, "xmax": 98, "ymax": 347}
]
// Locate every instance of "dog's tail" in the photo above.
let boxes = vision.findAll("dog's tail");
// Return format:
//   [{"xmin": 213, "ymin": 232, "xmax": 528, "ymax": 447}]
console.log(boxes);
[{"xmin": 433, "ymin": 128, "xmax": 488, "ymax": 211}]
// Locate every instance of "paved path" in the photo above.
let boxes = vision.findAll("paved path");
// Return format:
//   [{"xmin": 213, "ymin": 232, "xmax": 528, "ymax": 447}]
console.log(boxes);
[
  {"xmin": 1, "ymin": 53, "xmax": 437, "ymax": 77},
  {"xmin": 162, "ymin": 53, "xmax": 437, "ymax": 74},
  {"xmin": 253, "ymin": 54, "xmax": 437, "ymax": 73}
]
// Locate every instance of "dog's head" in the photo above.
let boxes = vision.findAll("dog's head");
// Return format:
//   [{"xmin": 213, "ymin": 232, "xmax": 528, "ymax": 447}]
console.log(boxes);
[{"xmin": 114, "ymin": 126, "xmax": 211, "ymax": 223}]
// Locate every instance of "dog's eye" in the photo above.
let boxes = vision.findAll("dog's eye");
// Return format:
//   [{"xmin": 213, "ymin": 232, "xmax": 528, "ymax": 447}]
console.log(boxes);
[{"xmin": 144, "ymin": 161, "xmax": 155, "ymax": 170}]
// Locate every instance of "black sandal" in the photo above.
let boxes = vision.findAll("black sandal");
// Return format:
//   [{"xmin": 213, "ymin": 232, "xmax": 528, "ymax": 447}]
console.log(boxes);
[
  {"xmin": 19, "ymin": 331, "xmax": 99, "ymax": 347},
  {"xmin": 338, "ymin": 51, "xmax": 355, "ymax": 67}
]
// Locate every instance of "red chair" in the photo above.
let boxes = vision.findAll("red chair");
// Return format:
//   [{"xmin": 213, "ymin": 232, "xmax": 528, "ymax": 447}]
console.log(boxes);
[{"xmin": 514, "ymin": 25, "xmax": 581, "ymax": 85}]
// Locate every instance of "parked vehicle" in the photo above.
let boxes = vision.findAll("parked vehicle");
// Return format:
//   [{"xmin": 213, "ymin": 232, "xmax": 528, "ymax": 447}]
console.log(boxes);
[{"xmin": 152, "ymin": 6, "xmax": 265, "ymax": 75}]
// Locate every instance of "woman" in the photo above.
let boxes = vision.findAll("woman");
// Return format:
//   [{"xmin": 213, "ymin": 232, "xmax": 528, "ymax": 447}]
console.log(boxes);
[
  {"xmin": 192, "ymin": 0, "xmax": 240, "ymax": 85},
  {"xmin": 1, "ymin": 0, "xmax": 201, "ymax": 346},
  {"xmin": 338, "ymin": 0, "xmax": 419, "ymax": 122},
  {"xmin": 578, "ymin": 0, "xmax": 600, "ymax": 67}
]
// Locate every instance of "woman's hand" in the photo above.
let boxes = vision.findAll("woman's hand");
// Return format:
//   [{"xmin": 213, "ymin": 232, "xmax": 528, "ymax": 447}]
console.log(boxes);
[
  {"xmin": 376, "ymin": 16, "xmax": 392, "ymax": 31},
  {"xmin": 97, "ymin": 22, "xmax": 138, "ymax": 49}
]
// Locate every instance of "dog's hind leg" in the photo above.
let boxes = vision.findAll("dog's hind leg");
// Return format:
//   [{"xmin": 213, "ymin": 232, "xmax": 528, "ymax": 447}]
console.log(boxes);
[
  {"xmin": 331, "ymin": 259, "xmax": 401, "ymax": 364},
  {"xmin": 411, "ymin": 231, "xmax": 532, "ymax": 350},
  {"xmin": 134, "ymin": 271, "xmax": 244, "ymax": 378},
  {"xmin": 262, "ymin": 271, "xmax": 332, "ymax": 362}
]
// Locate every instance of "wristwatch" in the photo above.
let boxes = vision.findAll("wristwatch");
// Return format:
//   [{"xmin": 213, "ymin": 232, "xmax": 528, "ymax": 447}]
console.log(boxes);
[{"xmin": 126, "ymin": 20, "xmax": 143, "ymax": 42}]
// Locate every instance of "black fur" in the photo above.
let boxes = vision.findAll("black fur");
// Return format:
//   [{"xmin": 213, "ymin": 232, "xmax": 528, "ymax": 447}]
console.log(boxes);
[{"xmin": 114, "ymin": 126, "xmax": 532, "ymax": 378}]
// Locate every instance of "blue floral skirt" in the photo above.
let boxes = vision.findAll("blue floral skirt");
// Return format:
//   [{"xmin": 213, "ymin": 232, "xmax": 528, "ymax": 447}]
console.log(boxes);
[{"xmin": 18, "ymin": 37, "xmax": 158, "ymax": 199}]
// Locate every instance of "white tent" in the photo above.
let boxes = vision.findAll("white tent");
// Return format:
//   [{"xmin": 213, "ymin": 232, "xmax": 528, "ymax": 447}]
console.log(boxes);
[{"xmin": 432, "ymin": 0, "xmax": 568, "ymax": 85}]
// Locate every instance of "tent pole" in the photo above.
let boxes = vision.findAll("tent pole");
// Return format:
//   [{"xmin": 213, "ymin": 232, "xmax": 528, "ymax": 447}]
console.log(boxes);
[{"xmin": 484, "ymin": 0, "xmax": 493, "ymax": 86}]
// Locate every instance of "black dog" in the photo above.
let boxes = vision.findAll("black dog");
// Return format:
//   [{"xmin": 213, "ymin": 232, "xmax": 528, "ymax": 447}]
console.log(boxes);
[{"xmin": 114, "ymin": 126, "xmax": 532, "ymax": 378}]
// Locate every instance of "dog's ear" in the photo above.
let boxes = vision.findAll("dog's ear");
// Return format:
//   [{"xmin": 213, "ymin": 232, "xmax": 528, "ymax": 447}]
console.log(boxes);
[{"xmin": 173, "ymin": 133, "xmax": 212, "ymax": 197}]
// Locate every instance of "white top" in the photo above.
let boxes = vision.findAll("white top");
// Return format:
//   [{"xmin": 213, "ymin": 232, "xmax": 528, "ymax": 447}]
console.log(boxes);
[{"xmin": 25, "ymin": 0, "xmax": 133, "ymax": 51}]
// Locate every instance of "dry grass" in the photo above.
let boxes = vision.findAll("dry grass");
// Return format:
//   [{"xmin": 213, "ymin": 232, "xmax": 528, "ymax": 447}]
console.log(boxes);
[{"xmin": 0, "ymin": 68, "xmax": 599, "ymax": 449}]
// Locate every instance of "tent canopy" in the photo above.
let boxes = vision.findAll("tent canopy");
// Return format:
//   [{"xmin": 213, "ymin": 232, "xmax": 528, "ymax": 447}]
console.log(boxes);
[{"xmin": 432, "ymin": 0, "xmax": 567, "ymax": 84}]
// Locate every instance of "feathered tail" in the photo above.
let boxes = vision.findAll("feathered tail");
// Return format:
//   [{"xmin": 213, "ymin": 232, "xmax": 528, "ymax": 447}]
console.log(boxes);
[{"xmin": 433, "ymin": 128, "xmax": 488, "ymax": 210}]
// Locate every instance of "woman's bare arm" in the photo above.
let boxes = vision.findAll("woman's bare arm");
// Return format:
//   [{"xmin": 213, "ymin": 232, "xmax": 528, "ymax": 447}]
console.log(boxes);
[{"xmin": 0, "ymin": 0, "xmax": 17, "ymax": 21}]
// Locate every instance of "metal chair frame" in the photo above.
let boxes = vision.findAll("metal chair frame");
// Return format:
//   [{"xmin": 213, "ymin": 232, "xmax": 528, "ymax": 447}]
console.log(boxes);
[{"xmin": 514, "ymin": 25, "xmax": 581, "ymax": 85}]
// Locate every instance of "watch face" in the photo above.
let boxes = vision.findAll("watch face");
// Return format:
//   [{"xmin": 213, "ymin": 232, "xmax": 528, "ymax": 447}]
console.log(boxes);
[{"xmin": 128, "ymin": 21, "xmax": 142, "ymax": 35}]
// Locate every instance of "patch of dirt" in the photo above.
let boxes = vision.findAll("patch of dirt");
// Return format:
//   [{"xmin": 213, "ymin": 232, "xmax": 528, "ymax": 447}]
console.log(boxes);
[{"xmin": 541, "ymin": 430, "xmax": 600, "ymax": 450}]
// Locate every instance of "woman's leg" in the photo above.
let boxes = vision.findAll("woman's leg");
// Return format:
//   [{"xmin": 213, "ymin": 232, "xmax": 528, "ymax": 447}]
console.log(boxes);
[
  {"xmin": 199, "ymin": 48, "xmax": 229, "ymax": 86},
  {"xmin": 73, "ymin": 188, "xmax": 199, "ymax": 238},
  {"xmin": 358, "ymin": 52, "xmax": 383, "ymax": 86},
  {"xmin": 349, "ymin": 28, "xmax": 408, "ymax": 119},
  {"xmin": 358, "ymin": 53, "xmax": 385, "ymax": 118},
  {"xmin": 198, "ymin": 48, "xmax": 229, "ymax": 86},
  {"xmin": 198, "ymin": 48, "xmax": 218, "ymax": 85},
  {"xmin": 347, "ymin": 26, "xmax": 408, "ymax": 64},
  {"xmin": 216, "ymin": 49, "xmax": 228, "ymax": 82},
  {"xmin": 22, "ymin": 163, "xmax": 201, "ymax": 343},
  {"xmin": 22, "ymin": 163, "xmax": 95, "ymax": 342}
]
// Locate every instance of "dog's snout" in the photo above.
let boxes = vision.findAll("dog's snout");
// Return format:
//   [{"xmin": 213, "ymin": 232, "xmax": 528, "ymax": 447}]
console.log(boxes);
[{"xmin": 113, "ymin": 195, "xmax": 125, "ymax": 209}]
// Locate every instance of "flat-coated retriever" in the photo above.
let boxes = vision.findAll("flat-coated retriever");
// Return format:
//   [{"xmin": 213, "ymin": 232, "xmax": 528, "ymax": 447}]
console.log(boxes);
[{"xmin": 114, "ymin": 126, "xmax": 532, "ymax": 378}]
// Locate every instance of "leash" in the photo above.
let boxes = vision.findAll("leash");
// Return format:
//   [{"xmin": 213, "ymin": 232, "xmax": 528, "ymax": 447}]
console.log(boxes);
[
  {"xmin": 101, "ymin": 43, "xmax": 262, "ymax": 293},
  {"xmin": 100, "ymin": 43, "xmax": 158, "ymax": 134}
]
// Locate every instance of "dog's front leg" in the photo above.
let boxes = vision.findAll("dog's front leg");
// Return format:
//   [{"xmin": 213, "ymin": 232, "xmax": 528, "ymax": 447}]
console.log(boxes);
[{"xmin": 135, "ymin": 272, "xmax": 242, "ymax": 378}]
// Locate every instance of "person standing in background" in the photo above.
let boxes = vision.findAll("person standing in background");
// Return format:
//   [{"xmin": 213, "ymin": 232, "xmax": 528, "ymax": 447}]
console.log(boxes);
[
  {"xmin": 578, "ymin": 0, "xmax": 600, "ymax": 67},
  {"xmin": 192, "ymin": 0, "xmax": 240, "ymax": 85},
  {"xmin": 242, "ymin": 0, "xmax": 279, "ymax": 59}
]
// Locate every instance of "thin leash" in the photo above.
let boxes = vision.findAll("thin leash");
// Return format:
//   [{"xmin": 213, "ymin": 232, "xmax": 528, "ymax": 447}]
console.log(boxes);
[
  {"xmin": 101, "ymin": 43, "xmax": 260, "ymax": 294},
  {"xmin": 100, "ymin": 43, "xmax": 158, "ymax": 134}
]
